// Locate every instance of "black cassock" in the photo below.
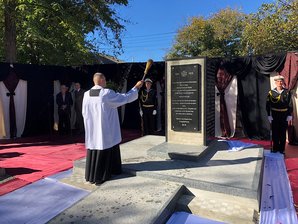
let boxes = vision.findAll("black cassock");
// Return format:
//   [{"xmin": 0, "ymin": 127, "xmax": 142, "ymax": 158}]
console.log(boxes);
[{"xmin": 85, "ymin": 145, "xmax": 122, "ymax": 185}]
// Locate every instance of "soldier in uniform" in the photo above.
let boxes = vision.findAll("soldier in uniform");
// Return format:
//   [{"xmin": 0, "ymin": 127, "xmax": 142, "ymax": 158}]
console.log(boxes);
[
  {"xmin": 266, "ymin": 75, "xmax": 293, "ymax": 154},
  {"xmin": 139, "ymin": 78, "xmax": 157, "ymax": 136}
]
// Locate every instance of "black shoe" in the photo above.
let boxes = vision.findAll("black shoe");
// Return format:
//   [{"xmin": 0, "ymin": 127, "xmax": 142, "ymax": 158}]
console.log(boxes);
[
  {"xmin": 87, "ymin": 180, "xmax": 95, "ymax": 184},
  {"xmin": 95, "ymin": 180, "xmax": 105, "ymax": 186}
]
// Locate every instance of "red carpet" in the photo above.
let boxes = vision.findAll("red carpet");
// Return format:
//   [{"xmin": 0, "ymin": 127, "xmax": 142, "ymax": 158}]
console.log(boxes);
[
  {"xmin": 285, "ymin": 143, "xmax": 298, "ymax": 214},
  {"xmin": 0, "ymin": 138, "xmax": 86, "ymax": 196},
  {"xmin": 0, "ymin": 129, "xmax": 142, "ymax": 196}
]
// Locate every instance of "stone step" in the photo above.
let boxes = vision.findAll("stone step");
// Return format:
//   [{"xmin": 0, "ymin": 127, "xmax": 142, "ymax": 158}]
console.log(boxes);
[
  {"xmin": 72, "ymin": 158, "xmax": 258, "ymax": 199},
  {"xmin": 49, "ymin": 175, "xmax": 186, "ymax": 224},
  {"xmin": 123, "ymin": 168, "xmax": 258, "ymax": 199},
  {"xmin": 175, "ymin": 188, "xmax": 259, "ymax": 224}
]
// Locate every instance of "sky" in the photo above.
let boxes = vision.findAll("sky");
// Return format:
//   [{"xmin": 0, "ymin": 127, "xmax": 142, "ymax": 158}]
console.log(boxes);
[{"xmin": 108, "ymin": 0, "xmax": 277, "ymax": 63}]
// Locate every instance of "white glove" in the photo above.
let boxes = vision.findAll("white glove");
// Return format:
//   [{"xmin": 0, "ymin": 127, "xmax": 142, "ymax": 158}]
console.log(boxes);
[
  {"xmin": 139, "ymin": 109, "xmax": 143, "ymax": 117},
  {"xmin": 268, "ymin": 116, "xmax": 273, "ymax": 123},
  {"xmin": 286, "ymin": 116, "xmax": 293, "ymax": 122},
  {"xmin": 153, "ymin": 110, "xmax": 157, "ymax": 115}
]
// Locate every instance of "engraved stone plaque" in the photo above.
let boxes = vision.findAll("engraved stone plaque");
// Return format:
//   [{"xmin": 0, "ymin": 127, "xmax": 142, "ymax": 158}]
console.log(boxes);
[{"xmin": 171, "ymin": 64, "xmax": 201, "ymax": 132}]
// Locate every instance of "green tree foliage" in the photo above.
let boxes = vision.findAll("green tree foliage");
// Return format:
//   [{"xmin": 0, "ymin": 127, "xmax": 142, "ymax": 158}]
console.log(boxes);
[
  {"xmin": 167, "ymin": 17, "xmax": 220, "ymax": 58},
  {"xmin": 209, "ymin": 8, "xmax": 244, "ymax": 57},
  {"xmin": 167, "ymin": 0, "xmax": 298, "ymax": 59},
  {"xmin": 242, "ymin": 0, "xmax": 298, "ymax": 55},
  {"xmin": 0, "ymin": 0, "xmax": 128, "ymax": 65},
  {"xmin": 167, "ymin": 8, "xmax": 245, "ymax": 59}
]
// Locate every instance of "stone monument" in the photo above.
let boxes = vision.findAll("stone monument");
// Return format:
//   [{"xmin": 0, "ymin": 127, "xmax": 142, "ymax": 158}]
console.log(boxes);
[{"xmin": 166, "ymin": 58, "xmax": 208, "ymax": 146}]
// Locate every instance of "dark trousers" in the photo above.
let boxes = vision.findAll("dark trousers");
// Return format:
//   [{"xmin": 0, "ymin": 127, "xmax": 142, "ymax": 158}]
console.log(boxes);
[
  {"xmin": 142, "ymin": 107, "xmax": 155, "ymax": 135},
  {"xmin": 58, "ymin": 110, "xmax": 71, "ymax": 135},
  {"xmin": 75, "ymin": 108, "xmax": 84, "ymax": 132},
  {"xmin": 271, "ymin": 111, "xmax": 288, "ymax": 153}
]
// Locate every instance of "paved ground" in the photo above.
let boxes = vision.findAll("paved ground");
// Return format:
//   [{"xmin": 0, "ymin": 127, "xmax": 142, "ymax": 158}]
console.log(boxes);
[{"xmin": 49, "ymin": 135, "xmax": 262, "ymax": 224}]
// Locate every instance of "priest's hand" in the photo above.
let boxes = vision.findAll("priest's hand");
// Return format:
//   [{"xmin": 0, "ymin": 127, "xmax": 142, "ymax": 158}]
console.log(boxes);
[
  {"xmin": 268, "ymin": 116, "xmax": 273, "ymax": 124},
  {"xmin": 134, "ymin": 80, "xmax": 144, "ymax": 90}
]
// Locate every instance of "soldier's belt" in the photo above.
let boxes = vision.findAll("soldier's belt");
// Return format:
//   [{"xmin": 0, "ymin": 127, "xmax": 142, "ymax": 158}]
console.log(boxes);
[
  {"xmin": 271, "ymin": 108, "xmax": 288, "ymax": 112},
  {"xmin": 142, "ymin": 105, "xmax": 154, "ymax": 108}
]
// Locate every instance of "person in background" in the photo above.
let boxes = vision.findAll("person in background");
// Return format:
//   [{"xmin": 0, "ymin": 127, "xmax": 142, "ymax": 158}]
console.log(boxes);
[
  {"xmin": 139, "ymin": 78, "xmax": 157, "ymax": 136},
  {"xmin": 266, "ymin": 75, "xmax": 293, "ymax": 154},
  {"xmin": 82, "ymin": 72, "xmax": 143, "ymax": 185},
  {"xmin": 74, "ymin": 82, "xmax": 85, "ymax": 134},
  {"xmin": 56, "ymin": 84, "xmax": 73, "ymax": 135}
]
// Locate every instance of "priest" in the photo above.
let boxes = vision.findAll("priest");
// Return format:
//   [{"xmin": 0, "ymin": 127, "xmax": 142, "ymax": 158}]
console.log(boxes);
[{"xmin": 82, "ymin": 72, "xmax": 143, "ymax": 185}]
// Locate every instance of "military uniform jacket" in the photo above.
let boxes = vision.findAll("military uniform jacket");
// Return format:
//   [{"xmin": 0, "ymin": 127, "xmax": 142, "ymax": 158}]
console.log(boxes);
[
  {"xmin": 266, "ymin": 88, "xmax": 293, "ymax": 116},
  {"xmin": 82, "ymin": 85, "xmax": 138, "ymax": 150},
  {"xmin": 139, "ymin": 88, "xmax": 157, "ymax": 110}
]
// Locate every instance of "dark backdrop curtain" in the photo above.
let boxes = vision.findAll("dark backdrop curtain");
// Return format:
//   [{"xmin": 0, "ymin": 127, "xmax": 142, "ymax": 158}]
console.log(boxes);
[
  {"xmin": 1, "ymin": 54, "xmax": 288, "ymax": 140},
  {"xmin": 0, "ymin": 62, "xmax": 165, "ymax": 137},
  {"xmin": 236, "ymin": 54, "xmax": 286, "ymax": 139},
  {"xmin": 0, "ymin": 63, "xmax": 82, "ymax": 137},
  {"xmin": 254, "ymin": 54, "xmax": 286, "ymax": 75}
]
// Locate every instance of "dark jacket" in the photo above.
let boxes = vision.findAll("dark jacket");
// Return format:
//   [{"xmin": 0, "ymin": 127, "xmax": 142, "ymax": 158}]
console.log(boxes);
[{"xmin": 56, "ymin": 91, "xmax": 73, "ymax": 114}]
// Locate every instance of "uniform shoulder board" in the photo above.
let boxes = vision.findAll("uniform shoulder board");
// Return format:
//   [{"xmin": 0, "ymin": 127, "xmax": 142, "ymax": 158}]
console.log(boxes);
[{"xmin": 89, "ymin": 89, "xmax": 101, "ymax": 97}]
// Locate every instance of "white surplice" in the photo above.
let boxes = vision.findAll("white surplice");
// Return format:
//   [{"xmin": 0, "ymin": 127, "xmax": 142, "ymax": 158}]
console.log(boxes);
[{"xmin": 82, "ymin": 85, "xmax": 139, "ymax": 150}]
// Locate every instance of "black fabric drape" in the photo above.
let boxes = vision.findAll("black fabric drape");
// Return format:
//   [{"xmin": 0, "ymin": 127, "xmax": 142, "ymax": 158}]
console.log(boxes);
[
  {"xmin": 3, "ymin": 69, "xmax": 19, "ymax": 138},
  {"xmin": 254, "ymin": 54, "xmax": 286, "ymax": 75},
  {"xmin": 236, "ymin": 53, "xmax": 286, "ymax": 139},
  {"xmin": 0, "ymin": 64, "xmax": 10, "ymax": 80},
  {"xmin": 237, "ymin": 68, "xmax": 270, "ymax": 139}
]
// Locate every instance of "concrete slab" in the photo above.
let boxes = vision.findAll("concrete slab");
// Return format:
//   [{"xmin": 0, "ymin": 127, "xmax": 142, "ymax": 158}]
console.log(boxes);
[
  {"xmin": 52, "ymin": 135, "xmax": 263, "ymax": 224},
  {"xmin": 122, "ymin": 136, "xmax": 263, "ymax": 199},
  {"xmin": 71, "ymin": 136, "xmax": 262, "ymax": 199},
  {"xmin": 49, "ymin": 175, "xmax": 184, "ymax": 224}
]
